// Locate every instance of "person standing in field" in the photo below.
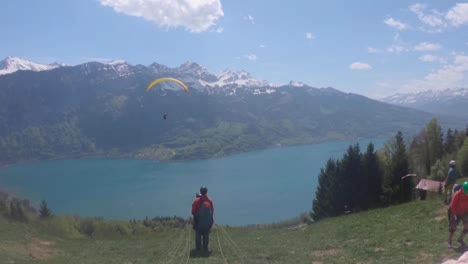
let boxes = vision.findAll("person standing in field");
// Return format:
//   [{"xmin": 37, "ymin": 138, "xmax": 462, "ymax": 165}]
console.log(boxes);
[
  {"xmin": 448, "ymin": 182, "xmax": 468, "ymax": 249},
  {"xmin": 445, "ymin": 160, "xmax": 459, "ymax": 204},
  {"xmin": 191, "ymin": 186, "xmax": 214, "ymax": 251}
]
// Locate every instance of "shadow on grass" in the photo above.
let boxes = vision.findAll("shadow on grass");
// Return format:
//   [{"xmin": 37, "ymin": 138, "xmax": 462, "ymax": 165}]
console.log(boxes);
[
  {"xmin": 190, "ymin": 249, "xmax": 211, "ymax": 258},
  {"xmin": 455, "ymin": 245, "xmax": 468, "ymax": 254}
]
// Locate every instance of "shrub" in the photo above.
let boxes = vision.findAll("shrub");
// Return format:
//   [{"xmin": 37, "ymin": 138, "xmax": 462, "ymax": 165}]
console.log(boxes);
[
  {"xmin": 78, "ymin": 218, "xmax": 96, "ymax": 237},
  {"xmin": 39, "ymin": 200, "xmax": 52, "ymax": 219},
  {"xmin": 93, "ymin": 221, "xmax": 131, "ymax": 239},
  {"xmin": 34, "ymin": 215, "xmax": 82, "ymax": 239}
]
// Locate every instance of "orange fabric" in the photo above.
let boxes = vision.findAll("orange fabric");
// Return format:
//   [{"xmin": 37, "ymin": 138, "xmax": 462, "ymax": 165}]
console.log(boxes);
[
  {"xmin": 450, "ymin": 190, "xmax": 468, "ymax": 216},
  {"xmin": 191, "ymin": 195, "xmax": 214, "ymax": 215}
]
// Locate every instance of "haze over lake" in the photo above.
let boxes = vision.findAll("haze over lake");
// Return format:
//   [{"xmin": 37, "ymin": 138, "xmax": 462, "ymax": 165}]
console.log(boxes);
[{"xmin": 0, "ymin": 139, "xmax": 384, "ymax": 225}]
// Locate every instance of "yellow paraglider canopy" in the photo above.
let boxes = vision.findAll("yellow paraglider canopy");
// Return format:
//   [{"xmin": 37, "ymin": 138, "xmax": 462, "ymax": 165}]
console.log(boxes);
[{"xmin": 146, "ymin": 78, "xmax": 189, "ymax": 92}]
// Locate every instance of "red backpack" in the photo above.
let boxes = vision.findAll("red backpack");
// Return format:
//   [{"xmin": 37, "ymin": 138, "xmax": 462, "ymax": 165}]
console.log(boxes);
[{"xmin": 197, "ymin": 197, "xmax": 213, "ymax": 230}]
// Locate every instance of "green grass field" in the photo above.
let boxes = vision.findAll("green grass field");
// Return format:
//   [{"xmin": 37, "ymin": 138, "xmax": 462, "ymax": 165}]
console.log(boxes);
[{"xmin": 0, "ymin": 193, "xmax": 464, "ymax": 264}]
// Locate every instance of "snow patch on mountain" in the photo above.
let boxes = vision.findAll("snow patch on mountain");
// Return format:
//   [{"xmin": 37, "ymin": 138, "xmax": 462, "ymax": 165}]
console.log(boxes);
[
  {"xmin": 199, "ymin": 69, "xmax": 273, "ymax": 88},
  {"xmin": 253, "ymin": 88, "xmax": 276, "ymax": 95},
  {"xmin": 97, "ymin": 60, "xmax": 133, "ymax": 77},
  {"xmin": 382, "ymin": 88, "xmax": 468, "ymax": 105},
  {"xmin": 289, "ymin": 80, "xmax": 305, "ymax": 87},
  {"xmin": 176, "ymin": 61, "xmax": 211, "ymax": 77},
  {"xmin": 0, "ymin": 56, "xmax": 61, "ymax": 75}
]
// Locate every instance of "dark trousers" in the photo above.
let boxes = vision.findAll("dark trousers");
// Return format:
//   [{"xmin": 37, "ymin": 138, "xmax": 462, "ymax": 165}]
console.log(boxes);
[{"xmin": 195, "ymin": 228, "xmax": 210, "ymax": 250}]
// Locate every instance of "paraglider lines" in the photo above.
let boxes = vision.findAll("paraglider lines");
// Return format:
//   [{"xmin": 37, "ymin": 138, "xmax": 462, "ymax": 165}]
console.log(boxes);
[
  {"xmin": 160, "ymin": 226, "xmax": 187, "ymax": 264},
  {"xmin": 185, "ymin": 224, "xmax": 191, "ymax": 264},
  {"xmin": 215, "ymin": 225, "xmax": 228, "ymax": 264},
  {"xmin": 219, "ymin": 226, "xmax": 246, "ymax": 262}
]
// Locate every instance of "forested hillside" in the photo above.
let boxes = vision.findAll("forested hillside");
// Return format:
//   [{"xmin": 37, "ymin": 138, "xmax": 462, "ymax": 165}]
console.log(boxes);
[{"xmin": 312, "ymin": 118, "xmax": 468, "ymax": 220}]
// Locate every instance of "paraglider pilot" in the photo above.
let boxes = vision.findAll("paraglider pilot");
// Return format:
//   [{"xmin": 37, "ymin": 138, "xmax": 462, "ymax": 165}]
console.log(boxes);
[{"xmin": 191, "ymin": 186, "xmax": 214, "ymax": 251}]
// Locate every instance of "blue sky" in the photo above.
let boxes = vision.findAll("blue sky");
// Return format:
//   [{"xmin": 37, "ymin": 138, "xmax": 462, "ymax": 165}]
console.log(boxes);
[{"xmin": 1, "ymin": 0, "xmax": 468, "ymax": 98}]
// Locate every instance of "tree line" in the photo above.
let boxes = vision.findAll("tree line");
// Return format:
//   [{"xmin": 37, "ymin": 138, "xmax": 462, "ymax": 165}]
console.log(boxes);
[
  {"xmin": 0, "ymin": 192, "xmax": 52, "ymax": 222},
  {"xmin": 0, "ymin": 191, "xmax": 187, "ymax": 239},
  {"xmin": 312, "ymin": 118, "xmax": 468, "ymax": 221}
]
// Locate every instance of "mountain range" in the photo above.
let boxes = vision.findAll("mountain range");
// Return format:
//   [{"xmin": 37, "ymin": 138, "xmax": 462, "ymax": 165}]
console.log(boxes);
[
  {"xmin": 0, "ymin": 57, "xmax": 465, "ymax": 165},
  {"xmin": 380, "ymin": 88, "xmax": 468, "ymax": 118}
]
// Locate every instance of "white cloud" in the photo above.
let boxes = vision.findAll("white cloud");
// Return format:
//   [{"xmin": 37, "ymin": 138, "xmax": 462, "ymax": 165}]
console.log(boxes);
[
  {"xmin": 414, "ymin": 42, "xmax": 442, "ymax": 51},
  {"xmin": 100, "ymin": 0, "xmax": 224, "ymax": 33},
  {"xmin": 368, "ymin": 47, "xmax": 380, "ymax": 53},
  {"xmin": 424, "ymin": 55, "xmax": 468, "ymax": 84},
  {"xmin": 349, "ymin": 62, "xmax": 372, "ymax": 70},
  {"xmin": 446, "ymin": 3, "xmax": 468, "ymax": 26},
  {"xmin": 215, "ymin": 27, "xmax": 224, "ymax": 33},
  {"xmin": 384, "ymin": 17, "xmax": 410, "ymax": 30},
  {"xmin": 244, "ymin": 14, "xmax": 255, "ymax": 24},
  {"xmin": 305, "ymin": 32, "xmax": 315, "ymax": 39},
  {"xmin": 401, "ymin": 54, "xmax": 468, "ymax": 92},
  {"xmin": 387, "ymin": 45, "xmax": 408, "ymax": 54},
  {"xmin": 454, "ymin": 54, "xmax": 468, "ymax": 65},
  {"xmin": 409, "ymin": 3, "xmax": 445, "ymax": 28},
  {"xmin": 259, "ymin": 44, "xmax": 266, "ymax": 48},
  {"xmin": 419, "ymin": 54, "xmax": 445, "ymax": 63},
  {"xmin": 244, "ymin": 54, "xmax": 258, "ymax": 61}
]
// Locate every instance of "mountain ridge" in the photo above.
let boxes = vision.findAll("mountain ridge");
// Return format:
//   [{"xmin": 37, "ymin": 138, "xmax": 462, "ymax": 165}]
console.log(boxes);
[
  {"xmin": 0, "ymin": 56, "xmax": 465, "ymax": 166},
  {"xmin": 0, "ymin": 56, "xmax": 276, "ymax": 89},
  {"xmin": 0, "ymin": 56, "xmax": 62, "ymax": 75},
  {"xmin": 380, "ymin": 88, "xmax": 468, "ymax": 118}
]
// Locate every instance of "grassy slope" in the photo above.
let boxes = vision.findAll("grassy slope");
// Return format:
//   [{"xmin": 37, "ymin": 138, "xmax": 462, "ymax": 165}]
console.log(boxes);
[{"xmin": 0, "ymin": 193, "xmax": 462, "ymax": 264}]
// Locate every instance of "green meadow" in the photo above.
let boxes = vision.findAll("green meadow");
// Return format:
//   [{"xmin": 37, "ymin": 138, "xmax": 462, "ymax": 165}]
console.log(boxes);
[{"xmin": 0, "ymin": 191, "xmax": 462, "ymax": 264}]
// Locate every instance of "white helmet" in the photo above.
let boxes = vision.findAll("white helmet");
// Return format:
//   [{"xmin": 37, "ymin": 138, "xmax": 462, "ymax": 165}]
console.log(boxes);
[{"xmin": 450, "ymin": 160, "xmax": 456, "ymax": 165}]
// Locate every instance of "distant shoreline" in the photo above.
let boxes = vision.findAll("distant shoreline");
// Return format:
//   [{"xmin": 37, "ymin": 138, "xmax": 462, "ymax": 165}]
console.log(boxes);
[{"xmin": 0, "ymin": 137, "xmax": 387, "ymax": 169}]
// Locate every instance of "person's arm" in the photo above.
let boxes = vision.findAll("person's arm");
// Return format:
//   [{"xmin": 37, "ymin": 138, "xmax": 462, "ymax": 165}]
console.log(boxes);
[{"xmin": 192, "ymin": 198, "xmax": 199, "ymax": 215}]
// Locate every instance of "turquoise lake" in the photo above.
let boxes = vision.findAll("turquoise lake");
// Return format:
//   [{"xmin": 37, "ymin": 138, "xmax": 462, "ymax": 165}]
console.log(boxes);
[{"xmin": 0, "ymin": 139, "xmax": 385, "ymax": 225}]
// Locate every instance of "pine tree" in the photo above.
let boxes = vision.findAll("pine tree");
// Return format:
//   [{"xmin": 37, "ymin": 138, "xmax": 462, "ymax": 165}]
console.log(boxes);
[
  {"xmin": 362, "ymin": 142, "xmax": 382, "ymax": 209},
  {"xmin": 39, "ymin": 199, "xmax": 52, "ymax": 219},
  {"xmin": 312, "ymin": 159, "xmax": 339, "ymax": 220},
  {"xmin": 392, "ymin": 131, "xmax": 412, "ymax": 203},
  {"xmin": 338, "ymin": 144, "xmax": 362, "ymax": 211}
]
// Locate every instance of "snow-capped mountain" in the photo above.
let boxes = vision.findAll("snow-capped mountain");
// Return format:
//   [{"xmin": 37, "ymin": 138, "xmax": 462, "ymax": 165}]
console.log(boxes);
[
  {"xmin": 102, "ymin": 60, "xmax": 133, "ymax": 77},
  {"xmin": 175, "ymin": 61, "xmax": 212, "ymax": 78},
  {"xmin": 199, "ymin": 69, "xmax": 273, "ymax": 88},
  {"xmin": 381, "ymin": 88, "xmax": 468, "ymax": 117},
  {"xmin": 289, "ymin": 80, "xmax": 306, "ymax": 87},
  {"xmin": 0, "ymin": 57, "xmax": 292, "ymax": 95},
  {"xmin": 0, "ymin": 56, "xmax": 62, "ymax": 75}
]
